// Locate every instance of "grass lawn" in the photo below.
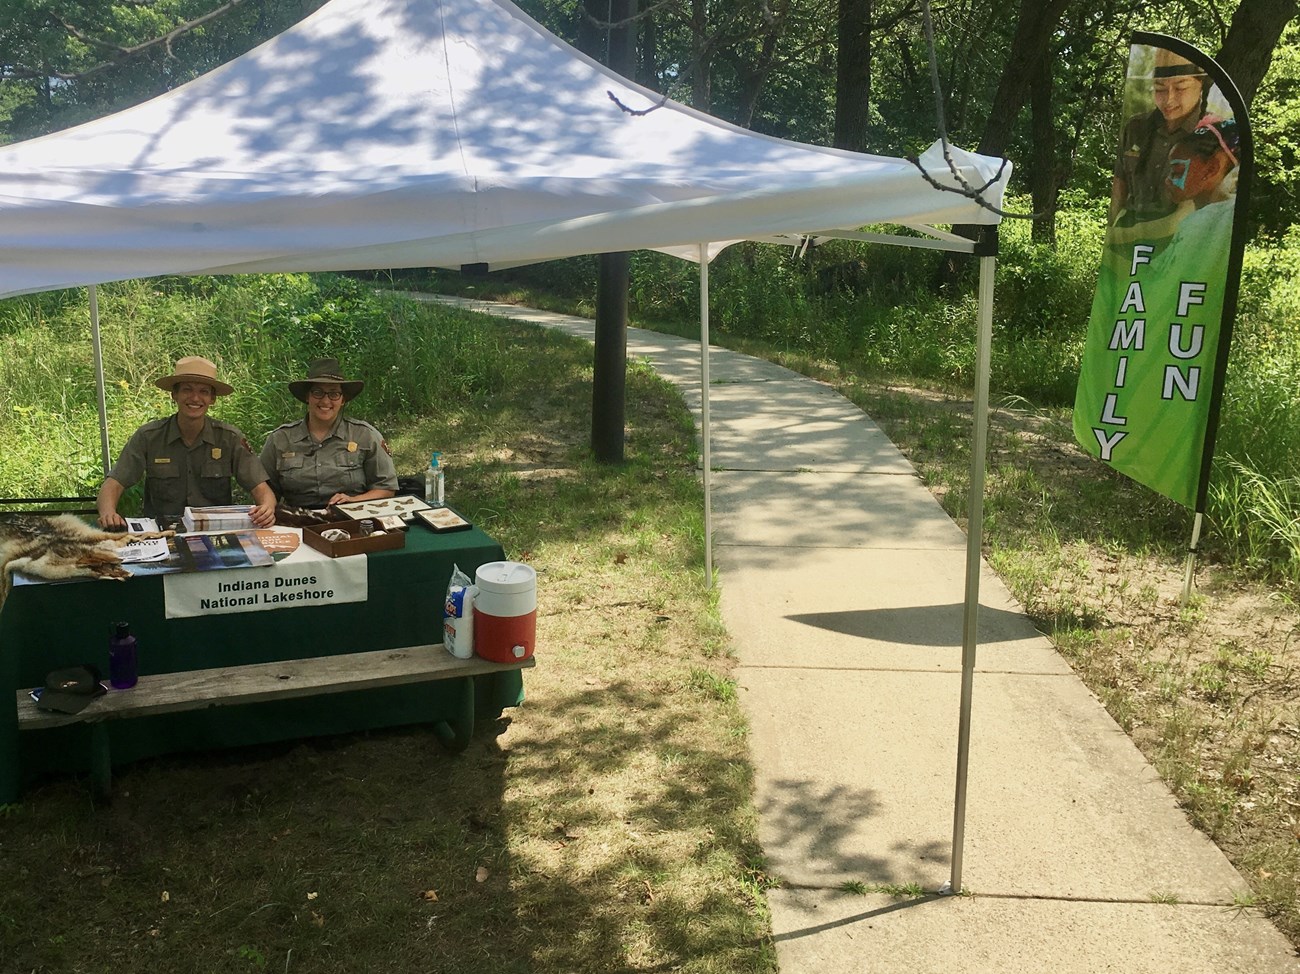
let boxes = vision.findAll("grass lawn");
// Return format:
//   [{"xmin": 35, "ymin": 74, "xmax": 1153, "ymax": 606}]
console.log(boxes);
[{"xmin": 0, "ymin": 318, "xmax": 776, "ymax": 974}]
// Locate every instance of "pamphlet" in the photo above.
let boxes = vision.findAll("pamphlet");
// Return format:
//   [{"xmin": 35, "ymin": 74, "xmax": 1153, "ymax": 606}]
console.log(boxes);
[
  {"xmin": 115, "ymin": 534, "xmax": 171, "ymax": 564},
  {"xmin": 122, "ymin": 530, "xmax": 275, "ymax": 576}
]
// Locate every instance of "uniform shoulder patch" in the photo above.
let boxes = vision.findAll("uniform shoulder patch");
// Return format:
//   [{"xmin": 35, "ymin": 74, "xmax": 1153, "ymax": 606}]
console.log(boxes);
[{"xmin": 380, "ymin": 439, "xmax": 392, "ymax": 456}]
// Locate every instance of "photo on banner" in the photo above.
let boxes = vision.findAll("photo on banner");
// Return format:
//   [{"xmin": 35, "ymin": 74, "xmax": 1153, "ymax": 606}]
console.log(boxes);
[{"xmin": 1073, "ymin": 34, "xmax": 1250, "ymax": 511}]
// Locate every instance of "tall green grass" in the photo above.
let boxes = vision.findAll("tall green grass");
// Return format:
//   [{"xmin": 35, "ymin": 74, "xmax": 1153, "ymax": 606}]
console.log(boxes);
[{"xmin": 0, "ymin": 274, "xmax": 533, "ymax": 502}]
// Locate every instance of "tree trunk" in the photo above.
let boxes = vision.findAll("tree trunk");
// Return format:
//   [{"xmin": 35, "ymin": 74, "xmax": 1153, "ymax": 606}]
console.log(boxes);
[
  {"xmin": 1029, "ymin": 54, "xmax": 1057, "ymax": 245},
  {"xmin": 576, "ymin": 2, "xmax": 603, "ymax": 60},
  {"xmin": 1215, "ymin": 0, "xmax": 1297, "ymax": 105},
  {"xmin": 640, "ymin": 7, "xmax": 657, "ymax": 90},
  {"xmin": 592, "ymin": 0, "xmax": 637, "ymax": 464},
  {"xmin": 943, "ymin": 0, "xmax": 1071, "ymax": 271},
  {"xmin": 834, "ymin": 0, "xmax": 872, "ymax": 151},
  {"xmin": 691, "ymin": 0, "xmax": 711, "ymax": 111},
  {"xmin": 974, "ymin": 0, "xmax": 1072, "ymax": 156}
]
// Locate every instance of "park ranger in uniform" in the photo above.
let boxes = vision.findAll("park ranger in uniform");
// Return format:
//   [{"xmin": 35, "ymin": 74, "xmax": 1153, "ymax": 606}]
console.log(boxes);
[
  {"xmin": 260, "ymin": 358, "xmax": 399, "ymax": 509},
  {"xmin": 96, "ymin": 356, "xmax": 276, "ymax": 528}
]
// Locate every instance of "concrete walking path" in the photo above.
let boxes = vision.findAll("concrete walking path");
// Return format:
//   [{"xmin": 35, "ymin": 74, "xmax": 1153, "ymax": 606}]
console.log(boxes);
[{"xmin": 410, "ymin": 293, "xmax": 1299, "ymax": 973}]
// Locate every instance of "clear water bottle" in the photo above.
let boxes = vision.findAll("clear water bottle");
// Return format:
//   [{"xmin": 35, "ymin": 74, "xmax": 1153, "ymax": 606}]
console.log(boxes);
[
  {"xmin": 425, "ymin": 452, "xmax": 445, "ymax": 506},
  {"xmin": 108, "ymin": 622, "xmax": 138, "ymax": 689}
]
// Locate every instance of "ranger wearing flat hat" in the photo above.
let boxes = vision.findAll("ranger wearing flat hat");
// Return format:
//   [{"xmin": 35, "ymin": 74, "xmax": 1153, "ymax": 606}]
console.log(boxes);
[
  {"xmin": 1111, "ymin": 47, "xmax": 1211, "ymax": 225},
  {"xmin": 97, "ymin": 356, "xmax": 277, "ymax": 528},
  {"xmin": 259, "ymin": 358, "xmax": 398, "ymax": 509}
]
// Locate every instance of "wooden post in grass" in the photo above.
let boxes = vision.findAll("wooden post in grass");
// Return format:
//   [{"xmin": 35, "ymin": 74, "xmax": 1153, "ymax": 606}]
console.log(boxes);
[
  {"xmin": 591, "ymin": 0, "xmax": 637, "ymax": 464},
  {"xmin": 593, "ymin": 254, "xmax": 629, "ymax": 463}
]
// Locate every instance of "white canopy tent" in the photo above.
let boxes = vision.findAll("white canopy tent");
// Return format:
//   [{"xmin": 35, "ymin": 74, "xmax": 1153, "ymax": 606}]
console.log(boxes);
[{"xmin": 0, "ymin": 0, "xmax": 1006, "ymax": 890}]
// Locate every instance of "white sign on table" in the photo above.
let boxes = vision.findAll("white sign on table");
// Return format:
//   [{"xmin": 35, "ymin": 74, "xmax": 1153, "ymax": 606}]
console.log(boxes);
[{"xmin": 163, "ymin": 534, "xmax": 366, "ymax": 619}]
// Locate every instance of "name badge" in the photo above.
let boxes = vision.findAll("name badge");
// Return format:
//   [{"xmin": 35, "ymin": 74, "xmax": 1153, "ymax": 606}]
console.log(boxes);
[
  {"xmin": 153, "ymin": 457, "xmax": 171, "ymax": 464},
  {"xmin": 282, "ymin": 451, "xmax": 296, "ymax": 459},
  {"xmin": 347, "ymin": 442, "xmax": 358, "ymax": 453},
  {"xmin": 211, "ymin": 447, "xmax": 222, "ymax": 460}
]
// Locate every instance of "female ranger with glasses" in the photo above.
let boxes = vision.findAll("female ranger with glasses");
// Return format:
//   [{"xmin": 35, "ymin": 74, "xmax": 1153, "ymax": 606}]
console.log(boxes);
[{"xmin": 259, "ymin": 358, "xmax": 399, "ymax": 509}]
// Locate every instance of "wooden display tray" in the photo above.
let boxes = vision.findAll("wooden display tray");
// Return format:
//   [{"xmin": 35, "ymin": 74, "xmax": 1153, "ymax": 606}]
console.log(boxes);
[
  {"xmin": 329, "ymin": 495, "xmax": 430, "ymax": 522},
  {"xmin": 302, "ymin": 519, "xmax": 405, "ymax": 558},
  {"xmin": 415, "ymin": 506, "xmax": 472, "ymax": 533}
]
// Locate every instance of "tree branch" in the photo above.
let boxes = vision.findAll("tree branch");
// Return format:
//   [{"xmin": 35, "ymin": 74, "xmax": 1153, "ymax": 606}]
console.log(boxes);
[
  {"xmin": 20, "ymin": 0, "xmax": 251, "ymax": 82},
  {"xmin": 908, "ymin": 0, "xmax": 1035, "ymax": 219}
]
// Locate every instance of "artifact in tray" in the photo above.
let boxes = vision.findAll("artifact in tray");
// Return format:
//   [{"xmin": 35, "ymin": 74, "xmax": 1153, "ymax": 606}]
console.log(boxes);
[
  {"xmin": 274, "ymin": 503, "xmax": 331, "ymax": 528},
  {"xmin": 303, "ymin": 519, "xmax": 405, "ymax": 558},
  {"xmin": 329, "ymin": 495, "xmax": 431, "ymax": 523},
  {"xmin": 415, "ymin": 506, "xmax": 472, "ymax": 532}
]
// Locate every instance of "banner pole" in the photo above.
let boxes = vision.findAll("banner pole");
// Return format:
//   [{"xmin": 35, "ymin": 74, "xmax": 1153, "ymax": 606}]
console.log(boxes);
[
  {"xmin": 947, "ymin": 243, "xmax": 996, "ymax": 895},
  {"xmin": 1181, "ymin": 512, "xmax": 1204, "ymax": 604}
]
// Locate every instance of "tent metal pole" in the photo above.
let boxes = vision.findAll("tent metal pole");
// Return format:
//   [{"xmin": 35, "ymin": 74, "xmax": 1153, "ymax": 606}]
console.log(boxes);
[
  {"xmin": 947, "ymin": 252, "xmax": 996, "ymax": 894},
  {"xmin": 698, "ymin": 244, "xmax": 713, "ymax": 588},
  {"xmin": 89, "ymin": 284, "xmax": 111, "ymax": 477}
]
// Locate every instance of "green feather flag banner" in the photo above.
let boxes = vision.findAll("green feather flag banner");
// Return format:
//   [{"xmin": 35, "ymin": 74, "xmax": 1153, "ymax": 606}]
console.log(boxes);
[{"xmin": 1074, "ymin": 33, "xmax": 1251, "ymax": 511}]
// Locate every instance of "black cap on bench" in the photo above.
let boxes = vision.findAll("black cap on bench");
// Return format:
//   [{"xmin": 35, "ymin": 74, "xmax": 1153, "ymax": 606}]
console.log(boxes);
[{"xmin": 37, "ymin": 665, "xmax": 107, "ymax": 715}]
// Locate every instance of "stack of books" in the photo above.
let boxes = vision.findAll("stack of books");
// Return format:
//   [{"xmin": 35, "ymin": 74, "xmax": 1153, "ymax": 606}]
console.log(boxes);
[{"xmin": 182, "ymin": 504, "xmax": 256, "ymax": 533}]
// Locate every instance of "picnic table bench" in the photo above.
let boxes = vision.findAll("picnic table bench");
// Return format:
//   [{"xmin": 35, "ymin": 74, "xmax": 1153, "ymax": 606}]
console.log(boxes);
[{"xmin": 17, "ymin": 644, "xmax": 533, "ymax": 800}]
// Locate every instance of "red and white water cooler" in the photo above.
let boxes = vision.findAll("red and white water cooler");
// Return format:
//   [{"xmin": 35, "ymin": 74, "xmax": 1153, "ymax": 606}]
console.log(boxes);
[{"xmin": 473, "ymin": 561, "xmax": 537, "ymax": 663}]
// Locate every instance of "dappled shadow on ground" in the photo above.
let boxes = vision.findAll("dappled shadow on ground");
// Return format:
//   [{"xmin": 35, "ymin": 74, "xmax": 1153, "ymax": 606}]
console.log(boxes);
[
  {"xmin": 754, "ymin": 777, "xmax": 950, "ymax": 885},
  {"xmin": 0, "ymin": 724, "xmax": 520, "ymax": 973}
]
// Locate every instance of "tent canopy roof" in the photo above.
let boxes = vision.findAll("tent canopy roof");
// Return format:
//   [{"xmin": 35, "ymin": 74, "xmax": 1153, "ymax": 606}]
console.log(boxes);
[{"xmin": 0, "ymin": 0, "xmax": 1008, "ymax": 298}]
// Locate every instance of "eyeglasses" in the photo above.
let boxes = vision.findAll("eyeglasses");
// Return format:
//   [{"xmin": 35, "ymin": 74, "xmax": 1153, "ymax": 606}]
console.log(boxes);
[{"xmin": 309, "ymin": 388, "xmax": 343, "ymax": 401}]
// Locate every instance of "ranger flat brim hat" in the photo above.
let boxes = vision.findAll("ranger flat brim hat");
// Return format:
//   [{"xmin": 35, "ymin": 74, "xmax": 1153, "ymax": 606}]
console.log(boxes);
[
  {"xmin": 288, "ymin": 357, "xmax": 365, "ymax": 403},
  {"xmin": 154, "ymin": 356, "xmax": 233, "ymax": 396}
]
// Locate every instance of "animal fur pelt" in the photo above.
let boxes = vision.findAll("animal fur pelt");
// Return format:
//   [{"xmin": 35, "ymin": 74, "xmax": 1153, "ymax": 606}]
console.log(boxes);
[{"xmin": 0, "ymin": 514, "xmax": 173, "ymax": 605}]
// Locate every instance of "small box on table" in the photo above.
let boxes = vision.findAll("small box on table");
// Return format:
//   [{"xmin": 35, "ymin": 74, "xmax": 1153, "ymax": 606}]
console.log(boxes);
[{"xmin": 302, "ymin": 520, "xmax": 405, "ymax": 558}]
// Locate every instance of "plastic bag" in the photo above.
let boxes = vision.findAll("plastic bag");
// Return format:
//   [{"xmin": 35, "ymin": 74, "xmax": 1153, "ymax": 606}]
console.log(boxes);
[{"xmin": 443, "ymin": 564, "xmax": 476, "ymax": 659}]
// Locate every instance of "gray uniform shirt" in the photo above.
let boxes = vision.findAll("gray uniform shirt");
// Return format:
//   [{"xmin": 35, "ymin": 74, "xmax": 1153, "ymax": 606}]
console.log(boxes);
[
  {"xmin": 108, "ymin": 415, "xmax": 269, "ymax": 518},
  {"xmin": 1115, "ymin": 110, "xmax": 1199, "ymax": 222},
  {"xmin": 260, "ymin": 415, "xmax": 398, "ymax": 508}
]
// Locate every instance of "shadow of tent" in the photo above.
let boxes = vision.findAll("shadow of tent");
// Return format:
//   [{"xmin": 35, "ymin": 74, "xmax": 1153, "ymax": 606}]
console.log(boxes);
[
  {"xmin": 787, "ymin": 604, "xmax": 1042, "ymax": 647},
  {"xmin": 772, "ymin": 893, "xmax": 946, "ymax": 943}
]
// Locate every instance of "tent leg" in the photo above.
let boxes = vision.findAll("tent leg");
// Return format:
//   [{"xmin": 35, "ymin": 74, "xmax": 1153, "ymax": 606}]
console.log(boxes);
[
  {"xmin": 947, "ymin": 253, "xmax": 996, "ymax": 895},
  {"xmin": 698, "ymin": 244, "xmax": 713, "ymax": 589},
  {"xmin": 90, "ymin": 284, "xmax": 111, "ymax": 477}
]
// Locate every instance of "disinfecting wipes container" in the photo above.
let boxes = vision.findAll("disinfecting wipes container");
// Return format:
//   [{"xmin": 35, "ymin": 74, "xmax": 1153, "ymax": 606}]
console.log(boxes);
[{"xmin": 443, "ymin": 584, "xmax": 476, "ymax": 659}]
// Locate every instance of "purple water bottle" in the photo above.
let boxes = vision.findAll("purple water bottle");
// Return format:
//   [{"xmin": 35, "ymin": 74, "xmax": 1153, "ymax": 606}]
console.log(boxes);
[{"xmin": 108, "ymin": 622, "xmax": 138, "ymax": 689}]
